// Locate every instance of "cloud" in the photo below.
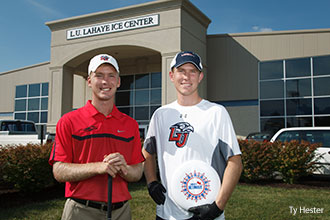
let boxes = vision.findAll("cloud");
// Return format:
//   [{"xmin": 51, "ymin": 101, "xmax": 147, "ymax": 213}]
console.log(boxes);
[
  {"xmin": 252, "ymin": 26, "xmax": 273, "ymax": 32},
  {"xmin": 26, "ymin": 0, "xmax": 64, "ymax": 18},
  {"xmin": 252, "ymin": 26, "xmax": 259, "ymax": 31}
]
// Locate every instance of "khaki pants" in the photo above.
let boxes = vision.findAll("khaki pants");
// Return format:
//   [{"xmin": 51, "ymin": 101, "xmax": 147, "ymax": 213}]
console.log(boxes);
[{"xmin": 61, "ymin": 198, "xmax": 132, "ymax": 220}]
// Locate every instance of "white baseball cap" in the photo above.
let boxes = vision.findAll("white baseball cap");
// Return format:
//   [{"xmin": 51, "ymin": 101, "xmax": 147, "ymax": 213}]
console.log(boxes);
[{"xmin": 88, "ymin": 54, "xmax": 119, "ymax": 75}]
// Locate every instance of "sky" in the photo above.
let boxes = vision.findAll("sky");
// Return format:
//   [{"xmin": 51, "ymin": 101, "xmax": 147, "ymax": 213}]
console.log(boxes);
[{"xmin": 1, "ymin": 0, "xmax": 330, "ymax": 73}]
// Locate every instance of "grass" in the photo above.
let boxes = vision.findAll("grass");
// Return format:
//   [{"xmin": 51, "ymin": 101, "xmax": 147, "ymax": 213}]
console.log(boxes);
[
  {"xmin": 227, "ymin": 184, "xmax": 330, "ymax": 220},
  {"xmin": 0, "ymin": 181, "xmax": 329, "ymax": 220}
]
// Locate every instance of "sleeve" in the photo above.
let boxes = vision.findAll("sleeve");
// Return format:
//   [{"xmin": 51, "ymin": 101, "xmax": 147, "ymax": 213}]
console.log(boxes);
[
  {"xmin": 218, "ymin": 106, "xmax": 241, "ymax": 161},
  {"xmin": 48, "ymin": 115, "xmax": 73, "ymax": 165},
  {"xmin": 143, "ymin": 111, "xmax": 157, "ymax": 154},
  {"xmin": 128, "ymin": 120, "xmax": 145, "ymax": 165}
]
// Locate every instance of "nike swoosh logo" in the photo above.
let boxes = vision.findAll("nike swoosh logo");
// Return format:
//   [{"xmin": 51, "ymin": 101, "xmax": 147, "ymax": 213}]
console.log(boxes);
[{"xmin": 117, "ymin": 130, "xmax": 125, "ymax": 133}]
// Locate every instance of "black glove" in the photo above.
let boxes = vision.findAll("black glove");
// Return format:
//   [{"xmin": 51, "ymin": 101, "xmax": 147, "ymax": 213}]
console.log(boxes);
[
  {"xmin": 188, "ymin": 201, "xmax": 223, "ymax": 220},
  {"xmin": 147, "ymin": 181, "xmax": 166, "ymax": 205}
]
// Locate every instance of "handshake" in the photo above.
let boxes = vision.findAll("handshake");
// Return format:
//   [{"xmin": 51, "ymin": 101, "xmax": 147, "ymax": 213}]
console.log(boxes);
[{"xmin": 147, "ymin": 181, "xmax": 223, "ymax": 220}]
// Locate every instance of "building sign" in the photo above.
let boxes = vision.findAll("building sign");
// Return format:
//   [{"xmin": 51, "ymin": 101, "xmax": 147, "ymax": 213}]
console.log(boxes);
[{"xmin": 67, "ymin": 14, "xmax": 159, "ymax": 40}]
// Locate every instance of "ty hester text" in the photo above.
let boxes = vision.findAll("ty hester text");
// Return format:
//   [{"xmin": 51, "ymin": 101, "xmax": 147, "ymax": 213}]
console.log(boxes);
[{"xmin": 289, "ymin": 206, "xmax": 324, "ymax": 216}]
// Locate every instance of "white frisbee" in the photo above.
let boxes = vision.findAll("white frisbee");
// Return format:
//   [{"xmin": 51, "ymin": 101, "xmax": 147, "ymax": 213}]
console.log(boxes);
[{"xmin": 169, "ymin": 160, "xmax": 221, "ymax": 210}]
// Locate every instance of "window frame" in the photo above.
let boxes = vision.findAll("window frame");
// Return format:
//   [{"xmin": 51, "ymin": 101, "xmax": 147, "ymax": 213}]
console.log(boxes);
[
  {"xmin": 116, "ymin": 72, "xmax": 161, "ymax": 124},
  {"xmin": 14, "ymin": 82, "xmax": 49, "ymax": 125},
  {"xmin": 259, "ymin": 55, "xmax": 330, "ymax": 133}
]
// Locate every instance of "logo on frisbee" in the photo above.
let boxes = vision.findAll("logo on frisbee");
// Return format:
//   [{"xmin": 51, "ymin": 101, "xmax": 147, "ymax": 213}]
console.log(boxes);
[
  {"xmin": 180, "ymin": 170, "xmax": 211, "ymax": 202},
  {"xmin": 169, "ymin": 122, "xmax": 194, "ymax": 148}
]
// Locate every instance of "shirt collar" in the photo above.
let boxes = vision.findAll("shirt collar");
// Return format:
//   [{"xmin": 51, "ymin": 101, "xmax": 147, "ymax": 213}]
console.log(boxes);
[{"xmin": 84, "ymin": 100, "xmax": 122, "ymax": 119}]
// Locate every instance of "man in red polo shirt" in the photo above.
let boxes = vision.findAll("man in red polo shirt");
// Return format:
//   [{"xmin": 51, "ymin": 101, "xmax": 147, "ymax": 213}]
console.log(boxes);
[{"xmin": 49, "ymin": 54, "xmax": 145, "ymax": 220}]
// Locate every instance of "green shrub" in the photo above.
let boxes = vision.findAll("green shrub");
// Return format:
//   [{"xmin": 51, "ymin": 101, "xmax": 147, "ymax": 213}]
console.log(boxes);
[
  {"xmin": 0, "ymin": 142, "xmax": 57, "ymax": 192},
  {"xmin": 239, "ymin": 140, "xmax": 321, "ymax": 184},
  {"xmin": 239, "ymin": 140, "xmax": 277, "ymax": 182},
  {"xmin": 273, "ymin": 140, "xmax": 321, "ymax": 184}
]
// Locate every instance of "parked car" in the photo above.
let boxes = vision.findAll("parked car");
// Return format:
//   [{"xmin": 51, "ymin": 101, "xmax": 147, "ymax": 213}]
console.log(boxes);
[
  {"xmin": 270, "ymin": 127, "xmax": 330, "ymax": 175},
  {"xmin": 246, "ymin": 132, "xmax": 271, "ymax": 142},
  {"xmin": 0, "ymin": 119, "xmax": 49, "ymax": 146},
  {"xmin": 0, "ymin": 119, "xmax": 37, "ymax": 134}
]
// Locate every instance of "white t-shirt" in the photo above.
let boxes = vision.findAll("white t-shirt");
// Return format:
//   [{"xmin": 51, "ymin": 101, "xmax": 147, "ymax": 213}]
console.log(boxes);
[{"xmin": 144, "ymin": 99, "xmax": 241, "ymax": 220}]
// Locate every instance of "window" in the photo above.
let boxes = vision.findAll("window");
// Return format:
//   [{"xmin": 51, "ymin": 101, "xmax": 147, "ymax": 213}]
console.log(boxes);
[
  {"xmin": 314, "ymin": 77, "xmax": 330, "ymax": 96},
  {"xmin": 276, "ymin": 131, "xmax": 301, "ymax": 142},
  {"xmin": 275, "ymin": 129, "xmax": 330, "ymax": 147},
  {"xmin": 315, "ymin": 116, "xmax": 330, "ymax": 126},
  {"xmin": 14, "ymin": 82, "xmax": 49, "ymax": 124},
  {"xmin": 314, "ymin": 97, "xmax": 330, "ymax": 114},
  {"xmin": 15, "ymin": 85, "xmax": 27, "ymax": 98},
  {"xmin": 286, "ymin": 98, "xmax": 312, "ymax": 116},
  {"xmin": 259, "ymin": 55, "xmax": 330, "ymax": 133},
  {"xmin": 286, "ymin": 117, "xmax": 312, "ymax": 127},
  {"xmin": 259, "ymin": 61, "xmax": 283, "ymax": 80},
  {"xmin": 29, "ymin": 84, "xmax": 41, "ymax": 97},
  {"xmin": 314, "ymin": 56, "xmax": 330, "ymax": 76},
  {"xmin": 286, "ymin": 58, "xmax": 310, "ymax": 78},
  {"xmin": 260, "ymin": 80, "xmax": 284, "ymax": 99},
  {"xmin": 135, "ymin": 74, "xmax": 149, "ymax": 89},
  {"xmin": 116, "ymin": 72, "xmax": 161, "ymax": 124},
  {"xmin": 260, "ymin": 118, "xmax": 285, "ymax": 135},
  {"xmin": 260, "ymin": 100, "xmax": 284, "ymax": 116},
  {"xmin": 0, "ymin": 120, "xmax": 36, "ymax": 133},
  {"xmin": 286, "ymin": 79, "xmax": 311, "ymax": 97}
]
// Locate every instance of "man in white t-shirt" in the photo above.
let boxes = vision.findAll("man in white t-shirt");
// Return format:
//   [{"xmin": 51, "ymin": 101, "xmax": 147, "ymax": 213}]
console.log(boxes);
[{"xmin": 142, "ymin": 51, "xmax": 243, "ymax": 220}]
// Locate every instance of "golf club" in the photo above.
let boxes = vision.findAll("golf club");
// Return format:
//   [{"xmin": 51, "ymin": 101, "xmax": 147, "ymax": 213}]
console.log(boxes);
[{"xmin": 107, "ymin": 174, "xmax": 112, "ymax": 220}]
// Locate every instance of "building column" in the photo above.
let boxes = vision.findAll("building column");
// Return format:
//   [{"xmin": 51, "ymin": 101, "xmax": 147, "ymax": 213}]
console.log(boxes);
[
  {"xmin": 47, "ymin": 66, "xmax": 74, "ymax": 133},
  {"xmin": 161, "ymin": 53, "xmax": 177, "ymax": 105}
]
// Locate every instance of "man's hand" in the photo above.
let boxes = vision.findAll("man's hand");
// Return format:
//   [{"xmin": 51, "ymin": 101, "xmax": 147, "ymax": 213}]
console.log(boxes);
[
  {"xmin": 147, "ymin": 181, "xmax": 166, "ymax": 205},
  {"xmin": 188, "ymin": 202, "xmax": 223, "ymax": 220},
  {"xmin": 103, "ymin": 153, "xmax": 128, "ymax": 178}
]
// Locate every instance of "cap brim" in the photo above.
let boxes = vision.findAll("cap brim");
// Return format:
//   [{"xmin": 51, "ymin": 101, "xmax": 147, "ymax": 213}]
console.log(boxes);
[{"xmin": 173, "ymin": 61, "xmax": 202, "ymax": 71}]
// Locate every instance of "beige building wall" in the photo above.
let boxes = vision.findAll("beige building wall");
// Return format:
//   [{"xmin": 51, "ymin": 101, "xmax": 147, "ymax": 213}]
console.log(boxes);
[
  {"xmin": 207, "ymin": 29, "xmax": 330, "ymax": 136},
  {"xmin": 226, "ymin": 106, "xmax": 259, "ymax": 137},
  {"xmin": 72, "ymin": 75, "xmax": 88, "ymax": 109},
  {"xmin": 208, "ymin": 29, "xmax": 330, "ymax": 102},
  {"xmin": 180, "ymin": 7, "xmax": 210, "ymax": 98},
  {"xmin": 0, "ymin": 62, "xmax": 50, "ymax": 115}
]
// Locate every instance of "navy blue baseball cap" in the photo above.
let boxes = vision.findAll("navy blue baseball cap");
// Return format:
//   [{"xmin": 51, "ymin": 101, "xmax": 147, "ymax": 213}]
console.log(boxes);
[{"xmin": 170, "ymin": 51, "xmax": 203, "ymax": 71}]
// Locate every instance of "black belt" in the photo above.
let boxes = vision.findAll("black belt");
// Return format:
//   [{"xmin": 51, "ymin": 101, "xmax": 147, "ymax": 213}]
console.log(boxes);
[{"xmin": 71, "ymin": 198, "xmax": 127, "ymax": 211}]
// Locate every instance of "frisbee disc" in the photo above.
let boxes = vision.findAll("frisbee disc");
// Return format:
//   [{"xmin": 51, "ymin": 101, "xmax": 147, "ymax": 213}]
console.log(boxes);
[{"xmin": 169, "ymin": 160, "xmax": 220, "ymax": 210}]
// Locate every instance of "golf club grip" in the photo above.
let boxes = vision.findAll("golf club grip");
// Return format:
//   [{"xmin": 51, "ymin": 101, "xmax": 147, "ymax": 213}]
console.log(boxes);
[{"xmin": 107, "ymin": 174, "xmax": 112, "ymax": 220}]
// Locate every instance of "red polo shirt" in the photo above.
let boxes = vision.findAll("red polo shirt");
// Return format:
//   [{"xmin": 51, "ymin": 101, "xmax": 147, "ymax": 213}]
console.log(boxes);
[{"xmin": 49, "ymin": 100, "xmax": 144, "ymax": 203}]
